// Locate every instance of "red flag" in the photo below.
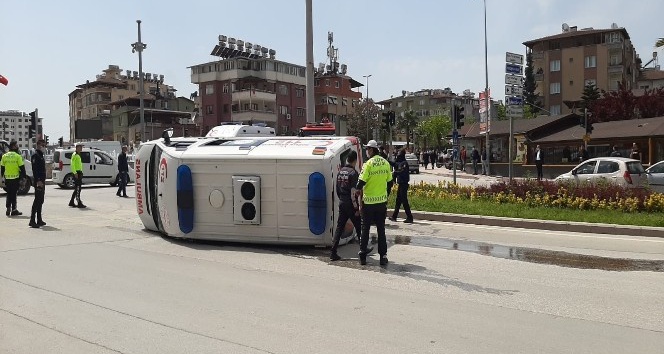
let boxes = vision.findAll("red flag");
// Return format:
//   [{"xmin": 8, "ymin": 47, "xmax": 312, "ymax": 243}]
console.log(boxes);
[{"xmin": 0, "ymin": 74, "xmax": 7, "ymax": 86}]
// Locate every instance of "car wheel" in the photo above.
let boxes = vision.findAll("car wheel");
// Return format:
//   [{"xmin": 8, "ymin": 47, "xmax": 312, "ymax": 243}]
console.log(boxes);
[
  {"xmin": 63, "ymin": 173, "xmax": 76, "ymax": 189},
  {"xmin": 17, "ymin": 176, "xmax": 31, "ymax": 195},
  {"xmin": 110, "ymin": 174, "xmax": 119, "ymax": 187}
]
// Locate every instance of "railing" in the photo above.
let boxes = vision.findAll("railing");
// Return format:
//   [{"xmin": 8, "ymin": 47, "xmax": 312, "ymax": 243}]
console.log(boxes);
[{"xmin": 608, "ymin": 65, "xmax": 624, "ymax": 74}]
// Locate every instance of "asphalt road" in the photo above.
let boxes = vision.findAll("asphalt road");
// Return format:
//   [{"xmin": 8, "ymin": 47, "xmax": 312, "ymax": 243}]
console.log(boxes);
[{"xmin": 1, "ymin": 185, "xmax": 663, "ymax": 354}]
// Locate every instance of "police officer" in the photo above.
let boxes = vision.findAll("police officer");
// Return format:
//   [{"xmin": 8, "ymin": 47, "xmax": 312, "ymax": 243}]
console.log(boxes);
[
  {"xmin": 389, "ymin": 149, "xmax": 413, "ymax": 223},
  {"xmin": 68, "ymin": 143, "xmax": 86, "ymax": 208},
  {"xmin": 116, "ymin": 145, "xmax": 129, "ymax": 197},
  {"xmin": 329, "ymin": 150, "xmax": 366, "ymax": 261},
  {"xmin": 29, "ymin": 139, "xmax": 47, "ymax": 228},
  {"xmin": 356, "ymin": 140, "xmax": 393, "ymax": 266},
  {"xmin": 1, "ymin": 140, "xmax": 26, "ymax": 216}
]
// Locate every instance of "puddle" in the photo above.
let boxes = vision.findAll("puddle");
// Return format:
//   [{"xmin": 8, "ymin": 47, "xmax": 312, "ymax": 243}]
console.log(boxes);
[{"xmin": 391, "ymin": 235, "xmax": 664, "ymax": 272}]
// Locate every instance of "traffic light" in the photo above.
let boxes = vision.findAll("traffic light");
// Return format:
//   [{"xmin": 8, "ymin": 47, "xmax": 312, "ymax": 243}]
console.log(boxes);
[
  {"xmin": 586, "ymin": 122, "xmax": 594, "ymax": 135},
  {"xmin": 579, "ymin": 116, "xmax": 586, "ymax": 129},
  {"xmin": 58, "ymin": 137, "xmax": 63, "ymax": 147},
  {"xmin": 45, "ymin": 135, "xmax": 49, "ymax": 145},
  {"xmin": 389, "ymin": 111, "xmax": 396, "ymax": 127},
  {"xmin": 454, "ymin": 105, "xmax": 465, "ymax": 129},
  {"xmin": 28, "ymin": 110, "xmax": 37, "ymax": 139},
  {"xmin": 381, "ymin": 112, "xmax": 390, "ymax": 131}
]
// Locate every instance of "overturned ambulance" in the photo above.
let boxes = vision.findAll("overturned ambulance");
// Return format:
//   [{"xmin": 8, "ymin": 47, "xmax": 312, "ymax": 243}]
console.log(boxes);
[{"xmin": 135, "ymin": 135, "xmax": 363, "ymax": 246}]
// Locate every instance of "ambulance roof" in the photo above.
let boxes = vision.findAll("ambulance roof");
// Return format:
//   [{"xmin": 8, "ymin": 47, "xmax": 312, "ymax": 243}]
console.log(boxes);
[
  {"xmin": 179, "ymin": 137, "xmax": 356, "ymax": 159},
  {"xmin": 205, "ymin": 124, "xmax": 275, "ymax": 138}
]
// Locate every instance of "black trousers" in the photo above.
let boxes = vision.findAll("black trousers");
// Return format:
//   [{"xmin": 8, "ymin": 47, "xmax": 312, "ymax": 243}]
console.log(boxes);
[
  {"xmin": 361, "ymin": 202, "xmax": 387, "ymax": 256},
  {"xmin": 31, "ymin": 185, "xmax": 45, "ymax": 222},
  {"xmin": 5, "ymin": 178, "xmax": 19, "ymax": 210},
  {"xmin": 70, "ymin": 173, "xmax": 83, "ymax": 205},
  {"xmin": 330, "ymin": 203, "xmax": 362, "ymax": 255},
  {"xmin": 536, "ymin": 160, "xmax": 543, "ymax": 180},
  {"xmin": 392, "ymin": 183, "xmax": 412, "ymax": 220},
  {"xmin": 117, "ymin": 171, "xmax": 128, "ymax": 196}
]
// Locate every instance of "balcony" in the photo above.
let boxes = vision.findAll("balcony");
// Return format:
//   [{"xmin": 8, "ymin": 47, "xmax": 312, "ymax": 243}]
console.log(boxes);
[
  {"xmin": 532, "ymin": 52, "xmax": 544, "ymax": 60},
  {"xmin": 608, "ymin": 65, "xmax": 624, "ymax": 74},
  {"xmin": 232, "ymin": 89, "xmax": 276, "ymax": 102},
  {"xmin": 606, "ymin": 42, "xmax": 623, "ymax": 51},
  {"xmin": 230, "ymin": 110, "xmax": 277, "ymax": 124}
]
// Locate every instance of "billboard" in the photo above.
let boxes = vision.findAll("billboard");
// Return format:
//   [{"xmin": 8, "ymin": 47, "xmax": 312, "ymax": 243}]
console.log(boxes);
[
  {"xmin": 479, "ymin": 90, "xmax": 491, "ymax": 134},
  {"xmin": 75, "ymin": 119, "xmax": 103, "ymax": 139}
]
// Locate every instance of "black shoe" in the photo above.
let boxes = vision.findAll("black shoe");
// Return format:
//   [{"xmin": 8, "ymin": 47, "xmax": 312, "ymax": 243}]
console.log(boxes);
[
  {"xmin": 29, "ymin": 221, "xmax": 40, "ymax": 228},
  {"xmin": 358, "ymin": 246, "xmax": 373, "ymax": 256},
  {"xmin": 371, "ymin": 236, "xmax": 377, "ymax": 244},
  {"xmin": 77, "ymin": 204, "xmax": 87, "ymax": 208},
  {"xmin": 388, "ymin": 216, "xmax": 397, "ymax": 222},
  {"xmin": 359, "ymin": 255, "xmax": 367, "ymax": 265},
  {"xmin": 6, "ymin": 208, "xmax": 10, "ymax": 217},
  {"xmin": 380, "ymin": 256, "xmax": 389, "ymax": 266},
  {"xmin": 37, "ymin": 221, "xmax": 46, "ymax": 226},
  {"xmin": 11, "ymin": 210, "xmax": 22, "ymax": 216},
  {"xmin": 403, "ymin": 219, "xmax": 414, "ymax": 224},
  {"xmin": 122, "ymin": 195, "xmax": 129, "ymax": 198},
  {"xmin": 116, "ymin": 193, "xmax": 121, "ymax": 197},
  {"xmin": 69, "ymin": 202, "xmax": 76, "ymax": 207},
  {"xmin": 330, "ymin": 253, "xmax": 341, "ymax": 261}
]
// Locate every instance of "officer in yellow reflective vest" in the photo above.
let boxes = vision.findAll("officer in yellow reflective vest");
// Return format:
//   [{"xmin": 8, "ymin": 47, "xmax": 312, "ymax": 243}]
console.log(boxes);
[
  {"xmin": 356, "ymin": 140, "xmax": 393, "ymax": 266},
  {"xmin": 1, "ymin": 140, "xmax": 26, "ymax": 216},
  {"xmin": 68, "ymin": 143, "xmax": 86, "ymax": 208}
]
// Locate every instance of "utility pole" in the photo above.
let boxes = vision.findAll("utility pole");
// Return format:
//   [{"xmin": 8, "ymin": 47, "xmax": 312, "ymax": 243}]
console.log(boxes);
[
  {"xmin": 132, "ymin": 20, "xmax": 147, "ymax": 144},
  {"xmin": 483, "ymin": 0, "xmax": 491, "ymax": 176},
  {"xmin": 305, "ymin": 0, "xmax": 315, "ymax": 123}
]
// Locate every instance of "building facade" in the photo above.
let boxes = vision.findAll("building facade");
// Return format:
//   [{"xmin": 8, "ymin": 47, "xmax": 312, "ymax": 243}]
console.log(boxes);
[
  {"xmin": 68, "ymin": 65, "xmax": 173, "ymax": 141},
  {"xmin": 523, "ymin": 24, "xmax": 638, "ymax": 115},
  {"xmin": 1, "ymin": 110, "xmax": 44, "ymax": 149},
  {"xmin": 637, "ymin": 69, "xmax": 664, "ymax": 90},
  {"xmin": 314, "ymin": 72, "xmax": 363, "ymax": 134}
]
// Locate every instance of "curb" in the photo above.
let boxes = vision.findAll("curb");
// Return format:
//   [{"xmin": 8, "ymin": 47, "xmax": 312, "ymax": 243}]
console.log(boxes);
[{"xmin": 390, "ymin": 209, "xmax": 664, "ymax": 239}]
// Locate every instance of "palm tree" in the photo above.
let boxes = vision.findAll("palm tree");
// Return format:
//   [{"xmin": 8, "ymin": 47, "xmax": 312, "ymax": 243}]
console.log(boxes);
[
  {"xmin": 396, "ymin": 110, "xmax": 418, "ymax": 150},
  {"xmin": 657, "ymin": 38, "xmax": 664, "ymax": 48}
]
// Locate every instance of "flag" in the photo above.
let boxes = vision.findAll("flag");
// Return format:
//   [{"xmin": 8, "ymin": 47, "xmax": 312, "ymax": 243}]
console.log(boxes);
[{"xmin": 0, "ymin": 74, "xmax": 8, "ymax": 86}]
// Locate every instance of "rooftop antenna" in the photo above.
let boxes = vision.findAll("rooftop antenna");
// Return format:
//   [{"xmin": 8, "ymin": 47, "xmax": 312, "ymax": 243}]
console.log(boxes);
[
  {"xmin": 327, "ymin": 31, "xmax": 339, "ymax": 73},
  {"xmin": 562, "ymin": 23, "xmax": 570, "ymax": 32}
]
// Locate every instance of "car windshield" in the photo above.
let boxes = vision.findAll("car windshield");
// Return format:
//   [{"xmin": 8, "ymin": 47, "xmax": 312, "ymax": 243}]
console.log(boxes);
[{"xmin": 627, "ymin": 161, "xmax": 645, "ymax": 174}]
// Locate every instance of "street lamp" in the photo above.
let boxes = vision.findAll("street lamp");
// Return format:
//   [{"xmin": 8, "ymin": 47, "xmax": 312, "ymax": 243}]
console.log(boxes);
[
  {"xmin": 483, "ymin": 0, "xmax": 491, "ymax": 176},
  {"xmin": 363, "ymin": 74, "xmax": 372, "ymax": 141},
  {"xmin": 132, "ymin": 20, "xmax": 147, "ymax": 144}
]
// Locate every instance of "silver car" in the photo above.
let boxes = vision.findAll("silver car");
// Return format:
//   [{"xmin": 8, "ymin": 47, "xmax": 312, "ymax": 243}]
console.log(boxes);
[
  {"xmin": 405, "ymin": 153, "xmax": 420, "ymax": 174},
  {"xmin": 646, "ymin": 160, "xmax": 664, "ymax": 193},
  {"xmin": 555, "ymin": 157, "xmax": 646, "ymax": 188}
]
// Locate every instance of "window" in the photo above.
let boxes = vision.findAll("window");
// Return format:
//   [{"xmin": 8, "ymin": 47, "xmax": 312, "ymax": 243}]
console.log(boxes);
[
  {"xmin": 325, "ymin": 79, "xmax": 330, "ymax": 86},
  {"xmin": 576, "ymin": 161, "xmax": 597, "ymax": 174},
  {"xmin": 584, "ymin": 79, "xmax": 597, "ymax": 87},
  {"xmin": 550, "ymin": 82, "xmax": 561, "ymax": 94},
  {"xmin": 335, "ymin": 81, "xmax": 340, "ymax": 88},
  {"xmin": 243, "ymin": 103, "xmax": 250, "ymax": 111},
  {"xmin": 610, "ymin": 55, "xmax": 621, "ymax": 66},
  {"xmin": 94, "ymin": 152, "xmax": 113, "ymax": 165},
  {"xmin": 342, "ymin": 98, "xmax": 348, "ymax": 106},
  {"xmin": 352, "ymin": 100, "xmax": 357, "ymax": 107},
  {"xmin": 327, "ymin": 96, "xmax": 338, "ymax": 105},
  {"xmin": 608, "ymin": 32, "xmax": 621, "ymax": 43},
  {"xmin": 205, "ymin": 84, "xmax": 214, "ymax": 95},
  {"xmin": 569, "ymin": 57, "xmax": 573, "ymax": 63},
  {"xmin": 223, "ymin": 84, "xmax": 229, "ymax": 93},
  {"xmin": 397, "ymin": 102, "xmax": 403, "ymax": 108},
  {"xmin": 295, "ymin": 88, "xmax": 304, "ymax": 97},
  {"xmin": 206, "ymin": 105, "xmax": 213, "ymax": 115},
  {"xmin": 321, "ymin": 96, "xmax": 328, "ymax": 104},
  {"xmin": 251, "ymin": 103, "xmax": 258, "ymax": 111},
  {"xmin": 550, "ymin": 105, "xmax": 561, "ymax": 115},
  {"xmin": 584, "ymin": 56, "xmax": 596, "ymax": 68},
  {"xmin": 278, "ymin": 85, "xmax": 288, "ymax": 95},
  {"xmin": 550, "ymin": 60, "xmax": 560, "ymax": 72},
  {"xmin": 296, "ymin": 108, "xmax": 305, "ymax": 117},
  {"xmin": 419, "ymin": 99, "xmax": 425, "ymax": 106},
  {"xmin": 314, "ymin": 79, "xmax": 319, "ymax": 87},
  {"xmin": 279, "ymin": 105, "xmax": 288, "ymax": 115},
  {"xmin": 597, "ymin": 161, "xmax": 619, "ymax": 174}
]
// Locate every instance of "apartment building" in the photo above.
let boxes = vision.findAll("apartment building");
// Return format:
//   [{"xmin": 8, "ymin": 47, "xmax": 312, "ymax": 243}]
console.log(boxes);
[
  {"xmin": 68, "ymin": 65, "xmax": 173, "ymax": 141},
  {"xmin": 314, "ymin": 70, "xmax": 363, "ymax": 126},
  {"xmin": 523, "ymin": 24, "xmax": 638, "ymax": 115},
  {"xmin": 0, "ymin": 110, "xmax": 43, "ymax": 149}
]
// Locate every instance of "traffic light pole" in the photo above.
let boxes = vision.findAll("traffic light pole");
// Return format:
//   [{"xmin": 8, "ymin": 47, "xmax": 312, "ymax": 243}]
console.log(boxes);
[
  {"xmin": 451, "ymin": 103, "xmax": 457, "ymax": 185},
  {"xmin": 584, "ymin": 108, "xmax": 588, "ymax": 149}
]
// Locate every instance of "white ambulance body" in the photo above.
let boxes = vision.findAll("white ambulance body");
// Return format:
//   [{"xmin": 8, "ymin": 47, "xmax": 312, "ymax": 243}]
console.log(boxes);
[
  {"xmin": 135, "ymin": 136, "xmax": 363, "ymax": 246},
  {"xmin": 205, "ymin": 124, "xmax": 276, "ymax": 138}
]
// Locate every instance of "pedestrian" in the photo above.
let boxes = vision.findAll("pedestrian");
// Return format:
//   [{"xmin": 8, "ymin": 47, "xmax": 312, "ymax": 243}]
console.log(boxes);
[
  {"xmin": 68, "ymin": 143, "xmax": 86, "ymax": 208},
  {"xmin": 535, "ymin": 145, "xmax": 543, "ymax": 181},
  {"xmin": 460, "ymin": 146, "xmax": 467, "ymax": 172},
  {"xmin": 630, "ymin": 143, "xmax": 641, "ymax": 161},
  {"xmin": 389, "ymin": 150, "xmax": 413, "ymax": 223},
  {"xmin": 610, "ymin": 145, "xmax": 622, "ymax": 157},
  {"xmin": 471, "ymin": 147, "xmax": 480, "ymax": 175},
  {"xmin": 422, "ymin": 150, "xmax": 429, "ymax": 170},
  {"xmin": 29, "ymin": 139, "xmax": 47, "ymax": 228},
  {"xmin": 329, "ymin": 150, "xmax": 364, "ymax": 261},
  {"xmin": 356, "ymin": 140, "xmax": 393, "ymax": 266},
  {"xmin": 430, "ymin": 150, "xmax": 436, "ymax": 169},
  {"xmin": 578, "ymin": 146, "xmax": 589, "ymax": 162},
  {"xmin": 1, "ymin": 140, "xmax": 25, "ymax": 216},
  {"xmin": 481, "ymin": 148, "xmax": 489, "ymax": 175},
  {"xmin": 116, "ymin": 145, "xmax": 129, "ymax": 197}
]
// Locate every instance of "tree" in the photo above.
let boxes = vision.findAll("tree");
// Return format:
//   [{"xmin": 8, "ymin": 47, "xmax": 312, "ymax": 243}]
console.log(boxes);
[
  {"xmin": 591, "ymin": 81, "xmax": 636, "ymax": 122},
  {"xmin": 656, "ymin": 38, "xmax": 664, "ymax": 48},
  {"xmin": 417, "ymin": 114, "xmax": 452, "ymax": 150},
  {"xmin": 396, "ymin": 110, "xmax": 418, "ymax": 149},
  {"xmin": 581, "ymin": 83, "xmax": 601, "ymax": 110},
  {"xmin": 523, "ymin": 50, "xmax": 540, "ymax": 115},
  {"xmin": 635, "ymin": 87, "xmax": 664, "ymax": 118},
  {"xmin": 346, "ymin": 98, "xmax": 380, "ymax": 142},
  {"xmin": 495, "ymin": 103, "xmax": 507, "ymax": 121}
]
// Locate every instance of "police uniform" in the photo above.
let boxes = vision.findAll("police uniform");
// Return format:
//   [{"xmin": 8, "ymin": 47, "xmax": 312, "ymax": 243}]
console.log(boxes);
[
  {"xmin": 30, "ymin": 146, "xmax": 47, "ymax": 227},
  {"xmin": 357, "ymin": 141, "xmax": 393, "ymax": 265},
  {"xmin": 69, "ymin": 147, "xmax": 86, "ymax": 208},
  {"xmin": 329, "ymin": 161, "xmax": 362, "ymax": 260},
  {"xmin": 1, "ymin": 144, "xmax": 25, "ymax": 216}
]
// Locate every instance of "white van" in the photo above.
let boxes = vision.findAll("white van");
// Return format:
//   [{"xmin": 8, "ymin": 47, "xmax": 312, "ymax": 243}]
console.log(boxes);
[
  {"xmin": 135, "ymin": 135, "xmax": 364, "ymax": 246},
  {"xmin": 83, "ymin": 141, "xmax": 123, "ymax": 158},
  {"xmin": 52, "ymin": 147, "xmax": 135, "ymax": 188}
]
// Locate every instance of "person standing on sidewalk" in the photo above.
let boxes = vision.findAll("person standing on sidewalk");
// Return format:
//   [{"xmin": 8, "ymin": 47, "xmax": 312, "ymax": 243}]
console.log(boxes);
[
  {"xmin": 329, "ymin": 151, "xmax": 364, "ymax": 261},
  {"xmin": 69, "ymin": 143, "xmax": 86, "ymax": 208},
  {"xmin": 471, "ymin": 147, "xmax": 480, "ymax": 175},
  {"xmin": 356, "ymin": 140, "xmax": 392, "ymax": 266},
  {"xmin": 389, "ymin": 150, "xmax": 413, "ymax": 223},
  {"xmin": 116, "ymin": 146, "xmax": 129, "ymax": 198},
  {"xmin": 481, "ymin": 148, "xmax": 489, "ymax": 175},
  {"xmin": 460, "ymin": 146, "xmax": 467, "ymax": 172},
  {"xmin": 29, "ymin": 139, "xmax": 47, "ymax": 228},
  {"xmin": 535, "ymin": 145, "xmax": 543, "ymax": 181},
  {"xmin": 1, "ymin": 140, "xmax": 25, "ymax": 216}
]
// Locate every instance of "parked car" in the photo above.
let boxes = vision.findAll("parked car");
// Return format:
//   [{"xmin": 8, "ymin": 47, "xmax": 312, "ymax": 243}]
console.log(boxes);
[
  {"xmin": 645, "ymin": 160, "xmax": 664, "ymax": 193},
  {"xmin": 52, "ymin": 147, "xmax": 135, "ymax": 189},
  {"xmin": 405, "ymin": 153, "xmax": 420, "ymax": 174},
  {"xmin": 555, "ymin": 157, "xmax": 646, "ymax": 188}
]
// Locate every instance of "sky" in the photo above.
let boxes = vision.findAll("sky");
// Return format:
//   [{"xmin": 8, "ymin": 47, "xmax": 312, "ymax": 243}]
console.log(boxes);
[{"xmin": 1, "ymin": 0, "xmax": 662, "ymax": 141}]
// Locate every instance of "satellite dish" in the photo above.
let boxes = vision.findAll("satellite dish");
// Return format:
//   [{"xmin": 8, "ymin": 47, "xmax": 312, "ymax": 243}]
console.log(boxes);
[{"xmin": 562, "ymin": 23, "xmax": 570, "ymax": 32}]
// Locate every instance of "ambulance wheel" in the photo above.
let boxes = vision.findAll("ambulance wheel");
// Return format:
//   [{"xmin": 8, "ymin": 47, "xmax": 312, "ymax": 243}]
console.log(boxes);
[
  {"xmin": 63, "ymin": 173, "xmax": 76, "ymax": 189},
  {"xmin": 17, "ymin": 176, "xmax": 32, "ymax": 195}
]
